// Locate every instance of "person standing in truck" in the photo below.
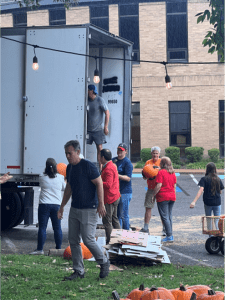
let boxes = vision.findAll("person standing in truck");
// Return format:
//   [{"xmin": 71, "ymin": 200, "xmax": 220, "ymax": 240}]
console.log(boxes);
[{"xmin": 87, "ymin": 84, "xmax": 110, "ymax": 171}]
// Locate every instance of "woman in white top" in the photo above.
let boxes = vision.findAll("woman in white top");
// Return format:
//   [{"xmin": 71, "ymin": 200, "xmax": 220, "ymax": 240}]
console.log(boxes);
[{"xmin": 30, "ymin": 158, "xmax": 66, "ymax": 255}]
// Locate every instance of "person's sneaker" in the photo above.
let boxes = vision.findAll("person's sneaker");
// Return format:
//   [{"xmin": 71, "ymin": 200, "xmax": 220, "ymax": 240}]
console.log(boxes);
[
  {"xmin": 64, "ymin": 270, "xmax": 85, "ymax": 281},
  {"xmin": 99, "ymin": 259, "xmax": 110, "ymax": 278},
  {"xmin": 162, "ymin": 236, "xmax": 174, "ymax": 243},
  {"xmin": 140, "ymin": 228, "xmax": 149, "ymax": 234},
  {"xmin": 30, "ymin": 250, "xmax": 44, "ymax": 255}
]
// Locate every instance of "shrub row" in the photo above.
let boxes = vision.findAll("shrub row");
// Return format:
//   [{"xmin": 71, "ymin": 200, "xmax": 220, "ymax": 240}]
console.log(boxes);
[{"xmin": 140, "ymin": 147, "xmax": 221, "ymax": 164}]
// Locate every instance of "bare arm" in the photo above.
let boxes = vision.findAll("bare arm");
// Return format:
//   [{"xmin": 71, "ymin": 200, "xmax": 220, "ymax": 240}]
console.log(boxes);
[
  {"xmin": 57, "ymin": 182, "xmax": 72, "ymax": 219},
  {"xmin": 190, "ymin": 186, "xmax": 204, "ymax": 208},
  {"xmin": 104, "ymin": 110, "xmax": 110, "ymax": 135},
  {"xmin": 118, "ymin": 174, "xmax": 131, "ymax": 182},
  {"xmin": 91, "ymin": 176, "xmax": 106, "ymax": 217},
  {"xmin": 0, "ymin": 172, "xmax": 13, "ymax": 184},
  {"xmin": 152, "ymin": 183, "xmax": 162, "ymax": 197}
]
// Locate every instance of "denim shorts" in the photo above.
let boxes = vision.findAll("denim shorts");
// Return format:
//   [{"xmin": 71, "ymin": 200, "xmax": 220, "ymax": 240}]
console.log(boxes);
[{"xmin": 87, "ymin": 130, "xmax": 106, "ymax": 145}]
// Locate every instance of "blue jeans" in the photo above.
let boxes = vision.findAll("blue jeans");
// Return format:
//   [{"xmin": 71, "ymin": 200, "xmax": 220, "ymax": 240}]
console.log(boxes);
[
  {"xmin": 37, "ymin": 204, "xmax": 62, "ymax": 250},
  {"xmin": 204, "ymin": 204, "xmax": 221, "ymax": 230},
  {"xmin": 157, "ymin": 201, "xmax": 175, "ymax": 237},
  {"xmin": 117, "ymin": 194, "xmax": 132, "ymax": 230}
]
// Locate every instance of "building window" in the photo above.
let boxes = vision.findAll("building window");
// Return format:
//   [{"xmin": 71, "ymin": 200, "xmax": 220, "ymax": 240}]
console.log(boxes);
[
  {"xmin": 49, "ymin": 8, "xmax": 66, "ymax": 26},
  {"xmin": 169, "ymin": 101, "xmax": 191, "ymax": 150},
  {"xmin": 131, "ymin": 102, "xmax": 140, "ymax": 162},
  {"xmin": 119, "ymin": 4, "xmax": 139, "ymax": 63},
  {"xmin": 13, "ymin": 12, "xmax": 27, "ymax": 27},
  {"xmin": 167, "ymin": 0, "xmax": 188, "ymax": 63},
  {"xmin": 90, "ymin": 5, "xmax": 109, "ymax": 31},
  {"xmin": 219, "ymin": 100, "xmax": 224, "ymax": 157}
]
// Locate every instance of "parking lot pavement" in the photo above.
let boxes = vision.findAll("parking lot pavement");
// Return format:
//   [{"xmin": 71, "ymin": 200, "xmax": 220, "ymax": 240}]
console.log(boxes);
[{"xmin": 1, "ymin": 174, "xmax": 224, "ymax": 268}]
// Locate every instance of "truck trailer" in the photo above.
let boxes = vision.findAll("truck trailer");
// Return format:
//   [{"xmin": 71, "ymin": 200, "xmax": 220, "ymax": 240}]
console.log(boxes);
[{"xmin": 1, "ymin": 24, "xmax": 133, "ymax": 230}]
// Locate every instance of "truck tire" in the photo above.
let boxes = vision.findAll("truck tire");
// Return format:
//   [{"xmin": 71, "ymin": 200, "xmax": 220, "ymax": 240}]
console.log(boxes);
[
  {"xmin": 1, "ymin": 192, "xmax": 22, "ymax": 231},
  {"xmin": 219, "ymin": 239, "xmax": 224, "ymax": 255},
  {"xmin": 205, "ymin": 237, "xmax": 220, "ymax": 254},
  {"xmin": 12, "ymin": 192, "xmax": 25, "ymax": 227}
]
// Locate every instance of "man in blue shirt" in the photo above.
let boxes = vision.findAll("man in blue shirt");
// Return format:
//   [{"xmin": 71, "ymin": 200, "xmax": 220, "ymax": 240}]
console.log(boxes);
[
  {"xmin": 112, "ymin": 143, "xmax": 133, "ymax": 230},
  {"xmin": 58, "ymin": 140, "xmax": 110, "ymax": 280}
]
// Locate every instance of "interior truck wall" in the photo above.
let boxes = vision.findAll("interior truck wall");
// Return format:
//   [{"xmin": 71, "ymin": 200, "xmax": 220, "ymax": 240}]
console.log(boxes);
[{"xmin": 86, "ymin": 47, "xmax": 124, "ymax": 162}]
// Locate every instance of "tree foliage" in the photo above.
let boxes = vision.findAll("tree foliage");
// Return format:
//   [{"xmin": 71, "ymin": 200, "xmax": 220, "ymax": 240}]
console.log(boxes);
[
  {"xmin": 17, "ymin": 0, "xmax": 79, "ymax": 10},
  {"xmin": 196, "ymin": 0, "xmax": 224, "ymax": 62}
]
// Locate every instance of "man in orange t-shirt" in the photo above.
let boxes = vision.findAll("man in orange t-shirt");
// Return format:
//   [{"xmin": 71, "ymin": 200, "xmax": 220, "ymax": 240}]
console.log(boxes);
[{"xmin": 140, "ymin": 146, "xmax": 161, "ymax": 234}]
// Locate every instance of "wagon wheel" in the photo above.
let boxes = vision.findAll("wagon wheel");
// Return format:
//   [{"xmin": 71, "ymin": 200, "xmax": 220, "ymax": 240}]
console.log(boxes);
[
  {"xmin": 219, "ymin": 239, "xmax": 224, "ymax": 255},
  {"xmin": 205, "ymin": 237, "xmax": 220, "ymax": 254},
  {"xmin": 1, "ymin": 192, "xmax": 22, "ymax": 231}
]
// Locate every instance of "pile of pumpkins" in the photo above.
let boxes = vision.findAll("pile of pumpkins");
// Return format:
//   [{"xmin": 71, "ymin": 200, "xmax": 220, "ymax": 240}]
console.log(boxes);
[{"xmin": 112, "ymin": 284, "xmax": 224, "ymax": 300}]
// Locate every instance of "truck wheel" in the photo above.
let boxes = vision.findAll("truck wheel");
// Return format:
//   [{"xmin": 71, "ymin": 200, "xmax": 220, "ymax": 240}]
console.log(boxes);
[
  {"xmin": 205, "ymin": 237, "xmax": 220, "ymax": 254},
  {"xmin": 13, "ymin": 192, "xmax": 25, "ymax": 227},
  {"xmin": 1, "ymin": 193, "xmax": 21, "ymax": 231},
  {"xmin": 219, "ymin": 240, "xmax": 224, "ymax": 255}
]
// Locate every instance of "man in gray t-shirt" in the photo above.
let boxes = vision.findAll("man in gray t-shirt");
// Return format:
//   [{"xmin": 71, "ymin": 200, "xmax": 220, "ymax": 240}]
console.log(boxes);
[{"xmin": 87, "ymin": 84, "xmax": 110, "ymax": 170}]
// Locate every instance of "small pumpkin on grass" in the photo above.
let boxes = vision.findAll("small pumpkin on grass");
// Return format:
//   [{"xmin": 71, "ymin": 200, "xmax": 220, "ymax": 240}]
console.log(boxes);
[
  {"xmin": 127, "ymin": 284, "xmax": 150, "ymax": 300},
  {"xmin": 186, "ymin": 285, "xmax": 211, "ymax": 297},
  {"xmin": 170, "ymin": 285, "xmax": 196, "ymax": 300},
  {"xmin": 140, "ymin": 286, "xmax": 175, "ymax": 300},
  {"xmin": 63, "ymin": 243, "xmax": 93, "ymax": 260},
  {"xmin": 197, "ymin": 289, "xmax": 224, "ymax": 300}
]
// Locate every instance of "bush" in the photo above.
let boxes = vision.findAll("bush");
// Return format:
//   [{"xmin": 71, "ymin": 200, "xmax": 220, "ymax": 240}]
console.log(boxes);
[
  {"xmin": 208, "ymin": 148, "xmax": 220, "ymax": 163},
  {"xmin": 165, "ymin": 147, "xmax": 180, "ymax": 164},
  {"xmin": 185, "ymin": 147, "xmax": 204, "ymax": 163},
  {"xmin": 140, "ymin": 148, "xmax": 152, "ymax": 162}
]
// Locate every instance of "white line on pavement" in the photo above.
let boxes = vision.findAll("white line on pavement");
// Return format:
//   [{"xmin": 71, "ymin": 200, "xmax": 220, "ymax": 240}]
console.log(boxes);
[
  {"xmin": 189, "ymin": 174, "xmax": 199, "ymax": 185},
  {"xmin": 2, "ymin": 236, "xmax": 18, "ymax": 253},
  {"xmin": 162, "ymin": 245, "xmax": 212, "ymax": 267}
]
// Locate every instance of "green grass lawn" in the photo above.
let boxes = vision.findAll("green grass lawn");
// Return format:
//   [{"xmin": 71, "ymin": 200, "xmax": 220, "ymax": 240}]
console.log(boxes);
[{"xmin": 1, "ymin": 254, "xmax": 224, "ymax": 299}]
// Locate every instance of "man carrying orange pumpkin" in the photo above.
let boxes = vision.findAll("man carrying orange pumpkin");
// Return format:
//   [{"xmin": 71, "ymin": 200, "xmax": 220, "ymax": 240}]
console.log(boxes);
[{"xmin": 140, "ymin": 146, "xmax": 161, "ymax": 234}]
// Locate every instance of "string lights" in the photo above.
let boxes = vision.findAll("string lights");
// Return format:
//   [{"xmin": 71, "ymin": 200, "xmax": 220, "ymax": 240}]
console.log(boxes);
[
  {"xmin": 162, "ymin": 61, "xmax": 172, "ymax": 89},
  {"xmin": 1, "ymin": 36, "xmax": 223, "ymax": 88},
  {"xmin": 32, "ymin": 46, "xmax": 39, "ymax": 71},
  {"xmin": 93, "ymin": 57, "xmax": 100, "ymax": 84}
]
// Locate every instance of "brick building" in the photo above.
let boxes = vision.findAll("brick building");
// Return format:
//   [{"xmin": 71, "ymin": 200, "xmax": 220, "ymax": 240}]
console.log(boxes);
[{"xmin": 1, "ymin": 0, "xmax": 224, "ymax": 161}]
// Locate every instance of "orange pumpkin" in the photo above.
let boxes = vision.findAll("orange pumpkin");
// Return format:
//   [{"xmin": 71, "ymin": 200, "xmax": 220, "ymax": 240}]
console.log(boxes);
[
  {"xmin": 170, "ymin": 285, "xmax": 196, "ymax": 300},
  {"xmin": 63, "ymin": 243, "xmax": 93, "ymax": 260},
  {"xmin": 127, "ymin": 284, "xmax": 149, "ymax": 300},
  {"xmin": 197, "ymin": 289, "xmax": 224, "ymax": 300},
  {"xmin": 140, "ymin": 286, "xmax": 175, "ymax": 300},
  {"xmin": 142, "ymin": 164, "xmax": 159, "ymax": 179},
  {"xmin": 57, "ymin": 163, "xmax": 67, "ymax": 177},
  {"xmin": 63, "ymin": 245, "xmax": 72, "ymax": 259},
  {"xmin": 187, "ymin": 285, "xmax": 211, "ymax": 297},
  {"xmin": 80, "ymin": 243, "xmax": 93, "ymax": 259}
]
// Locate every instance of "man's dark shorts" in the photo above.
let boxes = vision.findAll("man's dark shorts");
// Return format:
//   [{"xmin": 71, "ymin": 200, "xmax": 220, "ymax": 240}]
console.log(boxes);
[{"xmin": 87, "ymin": 130, "xmax": 106, "ymax": 145}]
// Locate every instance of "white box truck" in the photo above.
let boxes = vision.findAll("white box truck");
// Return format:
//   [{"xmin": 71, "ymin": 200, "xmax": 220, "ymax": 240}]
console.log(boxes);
[{"xmin": 1, "ymin": 24, "xmax": 133, "ymax": 230}]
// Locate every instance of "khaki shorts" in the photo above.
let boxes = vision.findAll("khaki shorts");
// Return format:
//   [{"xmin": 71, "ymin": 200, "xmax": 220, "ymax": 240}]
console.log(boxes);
[{"xmin": 144, "ymin": 189, "xmax": 156, "ymax": 209}]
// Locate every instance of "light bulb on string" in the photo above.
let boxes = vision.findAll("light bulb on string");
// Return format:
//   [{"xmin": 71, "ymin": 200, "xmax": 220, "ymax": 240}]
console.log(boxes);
[
  {"xmin": 32, "ymin": 46, "xmax": 39, "ymax": 71},
  {"xmin": 93, "ymin": 57, "xmax": 100, "ymax": 83},
  {"xmin": 163, "ymin": 61, "xmax": 172, "ymax": 90}
]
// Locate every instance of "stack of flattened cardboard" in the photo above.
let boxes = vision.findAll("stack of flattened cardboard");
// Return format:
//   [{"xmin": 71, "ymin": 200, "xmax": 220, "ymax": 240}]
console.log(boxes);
[{"xmin": 103, "ymin": 229, "xmax": 170, "ymax": 264}]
